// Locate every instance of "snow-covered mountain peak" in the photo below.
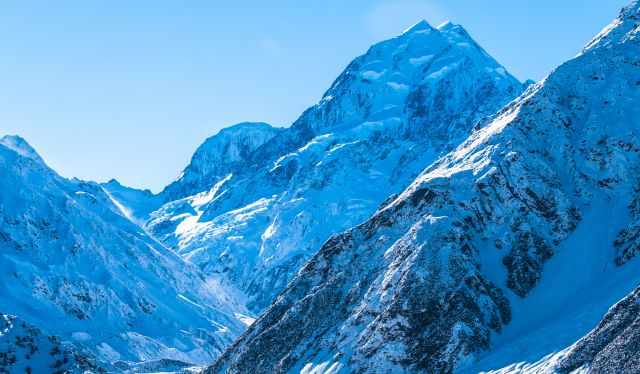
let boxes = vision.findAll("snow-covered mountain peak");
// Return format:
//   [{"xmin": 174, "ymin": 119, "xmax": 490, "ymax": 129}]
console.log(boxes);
[
  {"xmin": 436, "ymin": 20, "xmax": 465, "ymax": 33},
  {"xmin": 216, "ymin": 121, "xmax": 278, "ymax": 134},
  {"xmin": 0, "ymin": 135, "xmax": 44, "ymax": 164},
  {"xmin": 161, "ymin": 122, "xmax": 282, "ymax": 200},
  {"xmin": 402, "ymin": 19, "xmax": 435, "ymax": 35},
  {"xmin": 277, "ymin": 18, "xmax": 522, "ymax": 140},
  {"xmin": 437, "ymin": 21, "xmax": 478, "ymax": 43}
]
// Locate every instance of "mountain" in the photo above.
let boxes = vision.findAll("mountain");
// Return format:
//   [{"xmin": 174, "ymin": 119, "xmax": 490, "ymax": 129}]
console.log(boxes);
[
  {"xmin": 0, "ymin": 135, "xmax": 249, "ymax": 371},
  {"xmin": 206, "ymin": 2, "xmax": 640, "ymax": 373},
  {"xmin": 143, "ymin": 19, "xmax": 524, "ymax": 313},
  {"xmin": 160, "ymin": 122, "xmax": 283, "ymax": 201}
]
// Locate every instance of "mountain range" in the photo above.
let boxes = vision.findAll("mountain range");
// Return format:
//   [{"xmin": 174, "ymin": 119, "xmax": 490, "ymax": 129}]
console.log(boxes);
[{"xmin": 2, "ymin": 2, "xmax": 640, "ymax": 373}]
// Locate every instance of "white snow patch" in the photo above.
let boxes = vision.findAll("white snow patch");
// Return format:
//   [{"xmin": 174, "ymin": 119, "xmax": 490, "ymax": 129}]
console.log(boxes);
[
  {"xmin": 409, "ymin": 54, "xmax": 434, "ymax": 66},
  {"xmin": 361, "ymin": 70, "xmax": 385, "ymax": 80},
  {"xmin": 235, "ymin": 313, "xmax": 256, "ymax": 327},
  {"xmin": 177, "ymin": 294, "xmax": 204, "ymax": 310},
  {"xmin": 192, "ymin": 174, "xmax": 232, "ymax": 207},
  {"xmin": 387, "ymin": 81, "xmax": 409, "ymax": 91},
  {"xmin": 301, "ymin": 360, "xmax": 344, "ymax": 374},
  {"xmin": 102, "ymin": 187, "xmax": 135, "ymax": 222},
  {"xmin": 71, "ymin": 331, "xmax": 92, "ymax": 342}
]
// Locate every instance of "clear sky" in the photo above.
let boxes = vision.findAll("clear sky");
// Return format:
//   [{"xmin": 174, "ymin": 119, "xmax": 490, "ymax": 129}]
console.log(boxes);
[{"xmin": 0, "ymin": 0, "xmax": 629, "ymax": 192}]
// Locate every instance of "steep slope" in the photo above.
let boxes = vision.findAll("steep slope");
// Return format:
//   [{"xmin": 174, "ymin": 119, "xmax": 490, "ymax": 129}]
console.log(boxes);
[
  {"xmin": 102, "ymin": 178, "xmax": 163, "ymax": 225},
  {"xmin": 0, "ymin": 313, "xmax": 105, "ymax": 373},
  {"xmin": 486, "ymin": 285, "xmax": 640, "ymax": 374},
  {"xmin": 207, "ymin": 2, "xmax": 640, "ymax": 373},
  {"xmin": 0, "ymin": 135, "xmax": 249, "ymax": 369},
  {"xmin": 160, "ymin": 122, "xmax": 282, "ymax": 201},
  {"xmin": 146, "ymin": 20, "xmax": 524, "ymax": 312}
]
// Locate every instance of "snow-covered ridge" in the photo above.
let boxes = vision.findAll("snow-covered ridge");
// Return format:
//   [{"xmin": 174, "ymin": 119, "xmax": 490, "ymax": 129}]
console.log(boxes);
[
  {"xmin": 0, "ymin": 137, "xmax": 250, "ymax": 370},
  {"xmin": 0, "ymin": 135, "xmax": 44, "ymax": 163}
]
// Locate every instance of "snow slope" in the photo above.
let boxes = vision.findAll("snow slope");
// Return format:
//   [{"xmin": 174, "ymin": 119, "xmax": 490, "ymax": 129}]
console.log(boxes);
[
  {"xmin": 207, "ymin": 2, "xmax": 640, "ymax": 373},
  {"xmin": 0, "ymin": 135, "xmax": 249, "ymax": 371},
  {"xmin": 143, "ymin": 20, "xmax": 524, "ymax": 313}
]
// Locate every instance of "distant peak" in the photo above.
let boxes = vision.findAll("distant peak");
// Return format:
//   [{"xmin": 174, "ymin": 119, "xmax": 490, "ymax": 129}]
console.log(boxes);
[
  {"xmin": 437, "ymin": 20, "xmax": 470, "ymax": 36},
  {"xmin": 0, "ymin": 135, "xmax": 43, "ymax": 162},
  {"xmin": 221, "ymin": 122, "xmax": 277, "ymax": 132},
  {"xmin": 402, "ymin": 20, "xmax": 434, "ymax": 35},
  {"xmin": 105, "ymin": 178, "xmax": 122, "ymax": 186},
  {"xmin": 212, "ymin": 122, "xmax": 282, "ymax": 140}
]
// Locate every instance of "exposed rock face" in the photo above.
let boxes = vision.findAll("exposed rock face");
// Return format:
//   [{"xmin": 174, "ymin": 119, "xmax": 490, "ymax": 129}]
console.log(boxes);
[
  {"xmin": 0, "ymin": 135, "xmax": 248, "ymax": 367},
  {"xmin": 144, "ymin": 20, "xmax": 523, "ymax": 313},
  {"xmin": 206, "ymin": 2, "xmax": 640, "ymax": 373}
]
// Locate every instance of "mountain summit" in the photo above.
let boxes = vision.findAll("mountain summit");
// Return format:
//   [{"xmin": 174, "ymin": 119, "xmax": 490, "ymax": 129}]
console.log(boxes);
[
  {"xmin": 0, "ymin": 135, "xmax": 44, "ymax": 163},
  {"xmin": 161, "ymin": 122, "xmax": 282, "ymax": 201},
  {"xmin": 402, "ymin": 19, "xmax": 434, "ymax": 34}
]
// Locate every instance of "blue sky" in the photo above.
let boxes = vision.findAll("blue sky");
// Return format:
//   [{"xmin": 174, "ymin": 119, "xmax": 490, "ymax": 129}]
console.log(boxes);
[{"xmin": 0, "ymin": 0, "xmax": 629, "ymax": 192}]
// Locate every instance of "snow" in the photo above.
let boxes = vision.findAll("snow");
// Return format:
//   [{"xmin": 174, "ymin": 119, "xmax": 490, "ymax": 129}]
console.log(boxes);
[
  {"xmin": 204, "ymin": 3, "xmax": 640, "ymax": 373},
  {"xmin": 177, "ymin": 294, "xmax": 205, "ymax": 310},
  {"xmin": 0, "ymin": 9, "xmax": 531, "ymax": 373},
  {"xmin": 361, "ymin": 70, "xmax": 385, "ymax": 80},
  {"xmin": 408, "ymin": 54, "xmax": 434, "ymax": 66},
  {"xmin": 402, "ymin": 19, "xmax": 433, "ymax": 35},
  {"xmin": 139, "ymin": 12, "xmax": 522, "ymax": 325},
  {"xmin": 386, "ymin": 81, "xmax": 409, "ymax": 90},
  {"xmin": 427, "ymin": 63, "xmax": 457, "ymax": 80},
  {"xmin": 301, "ymin": 361, "xmax": 344, "ymax": 374},
  {"xmin": 472, "ymin": 193, "xmax": 640, "ymax": 373},
  {"xmin": 234, "ymin": 313, "xmax": 256, "ymax": 327},
  {"xmin": 0, "ymin": 137, "xmax": 249, "ymax": 369},
  {"xmin": 97, "ymin": 342, "xmax": 121, "ymax": 362},
  {"xmin": 71, "ymin": 331, "xmax": 93, "ymax": 342}
]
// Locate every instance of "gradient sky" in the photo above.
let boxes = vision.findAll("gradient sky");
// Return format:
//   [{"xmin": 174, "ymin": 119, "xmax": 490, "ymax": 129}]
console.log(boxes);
[{"xmin": 0, "ymin": 0, "xmax": 629, "ymax": 192}]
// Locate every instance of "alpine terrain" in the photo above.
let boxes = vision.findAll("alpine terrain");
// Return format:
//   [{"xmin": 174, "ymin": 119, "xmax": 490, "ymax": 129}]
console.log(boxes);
[
  {"xmin": 118, "ymin": 20, "xmax": 524, "ymax": 314},
  {"xmin": 2, "ymin": 2, "xmax": 639, "ymax": 374},
  {"xmin": 207, "ymin": 2, "xmax": 640, "ymax": 373},
  {"xmin": 0, "ymin": 135, "xmax": 249, "ymax": 372}
]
